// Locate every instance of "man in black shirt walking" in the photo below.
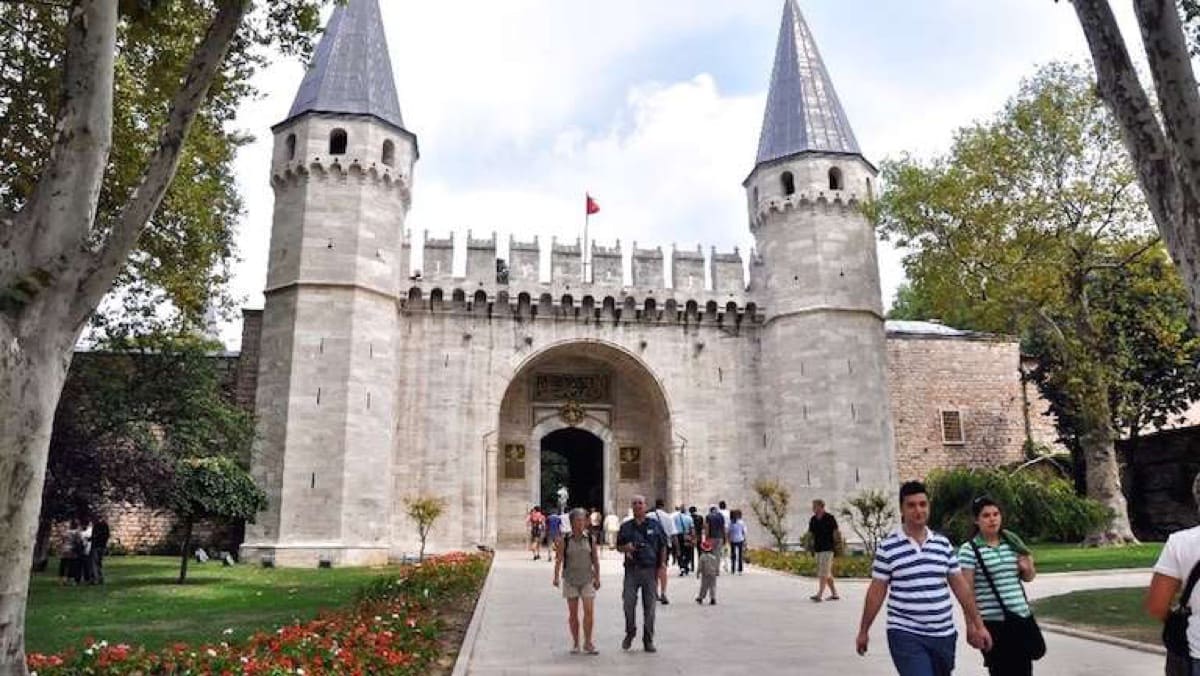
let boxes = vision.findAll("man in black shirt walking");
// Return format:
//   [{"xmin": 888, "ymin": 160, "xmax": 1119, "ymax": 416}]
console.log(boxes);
[
  {"xmin": 616, "ymin": 494, "xmax": 667, "ymax": 652},
  {"xmin": 807, "ymin": 499, "xmax": 840, "ymax": 602}
]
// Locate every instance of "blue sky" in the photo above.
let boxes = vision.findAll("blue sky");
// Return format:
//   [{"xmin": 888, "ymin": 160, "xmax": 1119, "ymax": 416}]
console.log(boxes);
[{"xmin": 221, "ymin": 0, "xmax": 1141, "ymax": 348}]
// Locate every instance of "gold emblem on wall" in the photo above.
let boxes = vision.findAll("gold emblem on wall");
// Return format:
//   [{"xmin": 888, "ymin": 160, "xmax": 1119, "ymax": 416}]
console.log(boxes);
[
  {"xmin": 619, "ymin": 446, "xmax": 641, "ymax": 481},
  {"xmin": 503, "ymin": 444, "xmax": 526, "ymax": 480},
  {"xmin": 559, "ymin": 400, "xmax": 586, "ymax": 426}
]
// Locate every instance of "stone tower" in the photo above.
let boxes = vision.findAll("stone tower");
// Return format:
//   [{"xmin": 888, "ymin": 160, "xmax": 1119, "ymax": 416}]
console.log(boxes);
[
  {"xmin": 745, "ymin": 1, "xmax": 895, "ymax": 520},
  {"xmin": 241, "ymin": 0, "xmax": 418, "ymax": 566}
]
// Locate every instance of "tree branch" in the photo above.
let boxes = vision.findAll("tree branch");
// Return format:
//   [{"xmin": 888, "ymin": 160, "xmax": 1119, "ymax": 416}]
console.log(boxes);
[
  {"xmin": 1134, "ymin": 0, "xmax": 1200, "ymax": 192},
  {"xmin": 71, "ymin": 0, "xmax": 251, "ymax": 326}
]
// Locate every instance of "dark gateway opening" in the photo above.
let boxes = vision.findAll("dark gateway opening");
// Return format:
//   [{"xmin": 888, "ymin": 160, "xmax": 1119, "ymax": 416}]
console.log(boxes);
[{"xmin": 540, "ymin": 427, "xmax": 603, "ymax": 512}]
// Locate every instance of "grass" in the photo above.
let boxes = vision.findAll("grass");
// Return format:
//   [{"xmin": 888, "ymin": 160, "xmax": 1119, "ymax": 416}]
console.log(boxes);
[
  {"xmin": 1033, "ymin": 587, "xmax": 1159, "ymax": 646},
  {"xmin": 26, "ymin": 556, "xmax": 396, "ymax": 654},
  {"xmin": 1032, "ymin": 542, "xmax": 1162, "ymax": 574}
]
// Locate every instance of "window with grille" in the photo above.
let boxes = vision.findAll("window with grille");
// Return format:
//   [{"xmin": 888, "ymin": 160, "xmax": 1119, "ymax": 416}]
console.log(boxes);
[
  {"xmin": 503, "ymin": 444, "xmax": 525, "ymax": 480},
  {"xmin": 940, "ymin": 410, "xmax": 965, "ymax": 445},
  {"xmin": 619, "ymin": 446, "xmax": 641, "ymax": 481}
]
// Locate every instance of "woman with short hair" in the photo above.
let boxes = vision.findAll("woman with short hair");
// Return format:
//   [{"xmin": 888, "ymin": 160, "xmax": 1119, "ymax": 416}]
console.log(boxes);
[
  {"xmin": 958, "ymin": 497, "xmax": 1040, "ymax": 676},
  {"xmin": 553, "ymin": 508, "xmax": 602, "ymax": 655}
]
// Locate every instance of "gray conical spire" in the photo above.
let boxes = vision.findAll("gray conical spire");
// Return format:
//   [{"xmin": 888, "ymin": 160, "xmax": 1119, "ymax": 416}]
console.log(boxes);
[
  {"xmin": 285, "ymin": 0, "xmax": 406, "ymax": 130},
  {"xmin": 755, "ymin": 0, "xmax": 859, "ymax": 164}
]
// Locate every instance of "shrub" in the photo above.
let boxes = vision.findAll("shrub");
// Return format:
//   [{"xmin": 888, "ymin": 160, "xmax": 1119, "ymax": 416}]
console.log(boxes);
[
  {"xmin": 751, "ymin": 478, "xmax": 791, "ymax": 551},
  {"xmin": 925, "ymin": 468, "xmax": 1112, "ymax": 544},
  {"xmin": 838, "ymin": 489, "xmax": 896, "ymax": 557},
  {"xmin": 750, "ymin": 548, "xmax": 873, "ymax": 578},
  {"xmin": 405, "ymin": 495, "xmax": 447, "ymax": 562}
]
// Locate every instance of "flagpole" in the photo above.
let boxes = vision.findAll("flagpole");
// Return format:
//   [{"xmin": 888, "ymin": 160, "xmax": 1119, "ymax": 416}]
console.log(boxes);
[{"xmin": 583, "ymin": 195, "xmax": 590, "ymax": 283}]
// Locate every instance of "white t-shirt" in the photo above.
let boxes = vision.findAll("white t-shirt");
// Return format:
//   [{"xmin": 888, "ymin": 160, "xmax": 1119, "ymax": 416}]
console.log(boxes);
[
  {"xmin": 720, "ymin": 509, "xmax": 731, "ymax": 534},
  {"xmin": 652, "ymin": 509, "xmax": 679, "ymax": 536},
  {"xmin": 1154, "ymin": 525, "xmax": 1200, "ymax": 657}
]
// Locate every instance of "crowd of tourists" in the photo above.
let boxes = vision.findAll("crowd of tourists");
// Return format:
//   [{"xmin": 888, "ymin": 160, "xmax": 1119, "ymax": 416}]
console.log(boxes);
[{"xmin": 56, "ymin": 516, "xmax": 110, "ymax": 586}]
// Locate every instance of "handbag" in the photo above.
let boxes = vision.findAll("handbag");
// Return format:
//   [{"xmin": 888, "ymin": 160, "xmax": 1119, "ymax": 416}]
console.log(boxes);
[
  {"xmin": 970, "ymin": 540, "xmax": 1046, "ymax": 661},
  {"xmin": 1164, "ymin": 559, "xmax": 1200, "ymax": 657}
]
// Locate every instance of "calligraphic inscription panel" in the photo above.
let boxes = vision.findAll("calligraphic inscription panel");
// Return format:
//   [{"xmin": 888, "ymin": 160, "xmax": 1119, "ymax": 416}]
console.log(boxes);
[{"xmin": 533, "ymin": 373, "xmax": 610, "ymax": 403}]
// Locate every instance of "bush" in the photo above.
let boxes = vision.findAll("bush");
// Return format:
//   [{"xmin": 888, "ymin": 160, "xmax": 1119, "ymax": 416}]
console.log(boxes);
[
  {"xmin": 751, "ymin": 478, "xmax": 791, "ymax": 551},
  {"xmin": 838, "ymin": 489, "xmax": 896, "ymax": 558},
  {"xmin": 926, "ymin": 468, "xmax": 1111, "ymax": 544},
  {"xmin": 750, "ymin": 548, "xmax": 873, "ymax": 578}
]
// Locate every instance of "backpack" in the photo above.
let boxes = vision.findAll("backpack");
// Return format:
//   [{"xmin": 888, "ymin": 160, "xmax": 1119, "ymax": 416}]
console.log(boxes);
[{"xmin": 561, "ymin": 531, "xmax": 593, "ymax": 568}]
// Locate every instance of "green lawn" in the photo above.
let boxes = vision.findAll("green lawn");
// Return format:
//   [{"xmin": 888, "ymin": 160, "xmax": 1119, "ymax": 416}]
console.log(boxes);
[
  {"xmin": 1033, "ymin": 587, "xmax": 1159, "ymax": 646},
  {"xmin": 26, "ymin": 556, "xmax": 395, "ymax": 654},
  {"xmin": 1033, "ymin": 542, "xmax": 1162, "ymax": 573}
]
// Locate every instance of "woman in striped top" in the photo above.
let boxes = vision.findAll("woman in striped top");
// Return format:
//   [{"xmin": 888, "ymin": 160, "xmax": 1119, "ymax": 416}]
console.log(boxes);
[{"xmin": 958, "ymin": 497, "xmax": 1037, "ymax": 676}]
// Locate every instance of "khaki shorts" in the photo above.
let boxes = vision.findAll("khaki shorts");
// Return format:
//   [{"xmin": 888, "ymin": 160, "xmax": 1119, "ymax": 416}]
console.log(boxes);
[
  {"xmin": 563, "ymin": 582, "xmax": 596, "ymax": 600},
  {"xmin": 815, "ymin": 551, "xmax": 834, "ymax": 578}
]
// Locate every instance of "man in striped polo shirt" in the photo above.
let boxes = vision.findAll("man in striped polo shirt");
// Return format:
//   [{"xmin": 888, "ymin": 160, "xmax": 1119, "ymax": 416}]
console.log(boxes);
[{"xmin": 856, "ymin": 481, "xmax": 992, "ymax": 675}]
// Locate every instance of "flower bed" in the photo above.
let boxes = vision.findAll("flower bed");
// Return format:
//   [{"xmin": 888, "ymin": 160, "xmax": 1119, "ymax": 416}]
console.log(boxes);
[
  {"xmin": 27, "ymin": 551, "xmax": 491, "ymax": 675},
  {"xmin": 750, "ymin": 548, "xmax": 873, "ymax": 578}
]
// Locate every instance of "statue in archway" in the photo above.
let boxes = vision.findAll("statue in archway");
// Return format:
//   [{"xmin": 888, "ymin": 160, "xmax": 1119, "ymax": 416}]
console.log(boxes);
[{"xmin": 556, "ymin": 484, "xmax": 569, "ymax": 509}]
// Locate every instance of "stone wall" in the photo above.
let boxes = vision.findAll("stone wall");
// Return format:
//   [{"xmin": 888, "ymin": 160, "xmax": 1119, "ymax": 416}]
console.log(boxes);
[
  {"xmin": 886, "ymin": 334, "xmax": 1029, "ymax": 480},
  {"xmin": 1119, "ymin": 427, "xmax": 1200, "ymax": 541}
]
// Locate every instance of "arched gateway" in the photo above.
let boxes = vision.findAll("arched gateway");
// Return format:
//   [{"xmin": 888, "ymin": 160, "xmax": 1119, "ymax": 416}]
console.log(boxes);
[{"xmin": 491, "ymin": 341, "xmax": 673, "ymax": 545}]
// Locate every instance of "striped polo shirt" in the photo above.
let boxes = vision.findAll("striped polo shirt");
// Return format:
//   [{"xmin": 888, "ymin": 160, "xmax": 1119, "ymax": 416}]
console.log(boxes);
[
  {"xmin": 872, "ymin": 527, "xmax": 960, "ymax": 637},
  {"xmin": 957, "ymin": 537, "xmax": 1030, "ymax": 621}
]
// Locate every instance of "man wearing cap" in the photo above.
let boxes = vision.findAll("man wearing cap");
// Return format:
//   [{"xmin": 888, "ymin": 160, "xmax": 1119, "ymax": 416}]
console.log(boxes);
[{"xmin": 616, "ymin": 494, "xmax": 668, "ymax": 653}]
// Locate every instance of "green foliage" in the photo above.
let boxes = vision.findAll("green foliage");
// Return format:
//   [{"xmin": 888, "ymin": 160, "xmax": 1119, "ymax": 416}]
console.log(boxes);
[
  {"xmin": 404, "ymin": 495, "xmax": 446, "ymax": 562},
  {"xmin": 837, "ymin": 489, "xmax": 895, "ymax": 557},
  {"xmin": 0, "ymin": 0, "xmax": 329, "ymax": 330},
  {"xmin": 924, "ymin": 468, "xmax": 1112, "ymax": 544},
  {"xmin": 170, "ymin": 456, "xmax": 265, "ymax": 524},
  {"xmin": 749, "ymin": 548, "xmax": 873, "ymax": 578},
  {"xmin": 750, "ymin": 478, "xmax": 791, "ymax": 552}
]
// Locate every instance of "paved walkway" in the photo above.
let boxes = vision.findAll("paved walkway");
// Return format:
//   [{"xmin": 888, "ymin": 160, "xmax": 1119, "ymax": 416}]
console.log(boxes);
[{"xmin": 461, "ymin": 549, "xmax": 1161, "ymax": 675}]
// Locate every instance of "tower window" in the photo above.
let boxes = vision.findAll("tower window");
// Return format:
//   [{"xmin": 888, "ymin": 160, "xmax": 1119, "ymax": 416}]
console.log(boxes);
[
  {"xmin": 329, "ymin": 128, "xmax": 348, "ymax": 155},
  {"xmin": 940, "ymin": 409, "xmax": 965, "ymax": 445},
  {"xmin": 781, "ymin": 171, "xmax": 796, "ymax": 196},
  {"xmin": 286, "ymin": 133, "xmax": 296, "ymax": 161},
  {"xmin": 752, "ymin": 186, "xmax": 759, "ymax": 205},
  {"xmin": 382, "ymin": 139, "xmax": 395, "ymax": 167},
  {"xmin": 829, "ymin": 167, "xmax": 844, "ymax": 191},
  {"xmin": 866, "ymin": 178, "xmax": 874, "ymax": 200}
]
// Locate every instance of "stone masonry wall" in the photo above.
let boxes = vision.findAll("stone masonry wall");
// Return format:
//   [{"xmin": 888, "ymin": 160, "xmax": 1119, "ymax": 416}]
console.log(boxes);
[{"xmin": 886, "ymin": 335, "xmax": 1027, "ymax": 480}]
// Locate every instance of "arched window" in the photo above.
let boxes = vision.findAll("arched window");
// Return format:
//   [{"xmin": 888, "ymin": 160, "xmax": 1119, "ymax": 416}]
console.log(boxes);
[
  {"xmin": 382, "ymin": 139, "xmax": 395, "ymax": 167},
  {"xmin": 329, "ymin": 128, "xmax": 348, "ymax": 155},
  {"xmin": 829, "ymin": 167, "xmax": 844, "ymax": 191},
  {"xmin": 286, "ymin": 133, "xmax": 297, "ymax": 161},
  {"xmin": 781, "ymin": 171, "xmax": 796, "ymax": 196}
]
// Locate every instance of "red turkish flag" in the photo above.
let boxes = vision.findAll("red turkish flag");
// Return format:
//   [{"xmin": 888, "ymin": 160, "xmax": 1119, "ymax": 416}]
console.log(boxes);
[{"xmin": 586, "ymin": 194, "xmax": 600, "ymax": 215}]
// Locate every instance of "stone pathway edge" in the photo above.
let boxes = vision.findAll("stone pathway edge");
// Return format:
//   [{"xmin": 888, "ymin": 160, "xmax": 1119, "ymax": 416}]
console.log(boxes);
[
  {"xmin": 450, "ymin": 553, "xmax": 498, "ymax": 676},
  {"xmin": 1038, "ymin": 620, "xmax": 1166, "ymax": 656}
]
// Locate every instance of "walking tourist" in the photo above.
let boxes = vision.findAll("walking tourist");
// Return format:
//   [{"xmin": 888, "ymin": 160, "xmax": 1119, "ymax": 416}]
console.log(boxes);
[
  {"xmin": 547, "ymin": 510, "xmax": 565, "ymax": 562},
  {"xmin": 1148, "ymin": 473, "xmax": 1200, "ymax": 676},
  {"xmin": 728, "ymin": 509, "xmax": 747, "ymax": 574},
  {"xmin": 696, "ymin": 539, "xmax": 720, "ymax": 605},
  {"xmin": 808, "ymin": 499, "xmax": 841, "ymax": 601},
  {"xmin": 90, "ymin": 517, "xmax": 110, "ymax": 584},
  {"xmin": 958, "ymin": 496, "xmax": 1042, "ymax": 675},
  {"xmin": 690, "ymin": 506, "xmax": 705, "ymax": 568},
  {"xmin": 528, "ymin": 507, "xmax": 546, "ymax": 561},
  {"xmin": 57, "ymin": 520, "xmax": 79, "ymax": 586},
  {"xmin": 718, "ymin": 500, "xmax": 732, "ymax": 571},
  {"xmin": 650, "ymin": 498, "xmax": 677, "ymax": 604},
  {"xmin": 604, "ymin": 510, "xmax": 620, "ymax": 550},
  {"xmin": 676, "ymin": 505, "xmax": 694, "ymax": 575},
  {"xmin": 553, "ymin": 508, "xmax": 602, "ymax": 656},
  {"xmin": 616, "ymin": 495, "xmax": 667, "ymax": 653},
  {"xmin": 589, "ymin": 507, "xmax": 603, "ymax": 543},
  {"xmin": 856, "ymin": 481, "xmax": 992, "ymax": 675},
  {"xmin": 705, "ymin": 505, "xmax": 725, "ymax": 556}
]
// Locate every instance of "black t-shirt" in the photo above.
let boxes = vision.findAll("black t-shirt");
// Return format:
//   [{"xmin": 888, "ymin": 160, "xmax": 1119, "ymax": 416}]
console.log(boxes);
[
  {"xmin": 705, "ymin": 511, "xmax": 725, "ymax": 538},
  {"xmin": 616, "ymin": 517, "xmax": 667, "ymax": 569},
  {"xmin": 808, "ymin": 513, "xmax": 838, "ymax": 552}
]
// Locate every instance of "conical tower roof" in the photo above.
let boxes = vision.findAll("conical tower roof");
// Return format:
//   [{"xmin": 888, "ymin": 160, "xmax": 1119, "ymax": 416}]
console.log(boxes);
[
  {"xmin": 754, "ymin": 0, "xmax": 859, "ymax": 165},
  {"xmin": 285, "ymin": 0, "xmax": 406, "ymax": 130}
]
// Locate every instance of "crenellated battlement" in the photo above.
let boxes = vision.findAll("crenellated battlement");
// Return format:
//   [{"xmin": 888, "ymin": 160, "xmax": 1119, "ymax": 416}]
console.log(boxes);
[
  {"xmin": 750, "ymin": 191, "xmax": 864, "ymax": 231},
  {"xmin": 270, "ymin": 158, "xmax": 413, "ymax": 208}
]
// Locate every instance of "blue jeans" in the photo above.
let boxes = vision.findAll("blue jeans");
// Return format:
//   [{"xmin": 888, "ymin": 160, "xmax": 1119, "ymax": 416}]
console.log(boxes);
[{"xmin": 887, "ymin": 629, "xmax": 956, "ymax": 676}]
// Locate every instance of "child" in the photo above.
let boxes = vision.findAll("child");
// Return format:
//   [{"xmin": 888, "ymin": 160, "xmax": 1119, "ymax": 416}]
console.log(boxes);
[{"xmin": 695, "ymin": 539, "xmax": 719, "ymax": 605}]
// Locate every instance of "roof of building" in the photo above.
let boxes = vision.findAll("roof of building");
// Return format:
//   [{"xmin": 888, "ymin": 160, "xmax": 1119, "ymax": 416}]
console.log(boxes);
[
  {"xmin": 754, "ymin": 0, "xmax": 860, "ymax": 165},
  {"xmin": 284, "ymin": 0, "xmax": 406, "ymax": 130},
  {"xmin": 884, "ymin": 320, "xmax": 1008, "ymax": 342}
]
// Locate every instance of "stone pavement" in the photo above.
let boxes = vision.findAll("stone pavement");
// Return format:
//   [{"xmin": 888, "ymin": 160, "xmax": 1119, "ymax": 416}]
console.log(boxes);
[{"xmin": 461, "ymin": 549, "xmax": 1161, "ymax": 675}]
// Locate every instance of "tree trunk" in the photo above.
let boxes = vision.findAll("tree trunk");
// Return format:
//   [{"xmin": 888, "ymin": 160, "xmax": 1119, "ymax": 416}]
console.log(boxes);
[
  {"xmin": 178, "ymin": 519, "xmax": 193, "ymax": 584},
  {"xmin": 1076, "ymin": 370, "xmax": 1139, "ymax": 544},
  {"xmin": 30, "ymin": 517, "xmax": 52, "ymax": 574},
  {"xmin": 0, "ymin": 337, "xmax": 74, "ymax": 675}
]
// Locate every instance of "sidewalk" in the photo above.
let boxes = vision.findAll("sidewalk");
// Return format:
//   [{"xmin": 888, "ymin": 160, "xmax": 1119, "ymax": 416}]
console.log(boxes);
[{"xmin": 459, "ymin": 549, "xmax": 1161, "ymax": 675}]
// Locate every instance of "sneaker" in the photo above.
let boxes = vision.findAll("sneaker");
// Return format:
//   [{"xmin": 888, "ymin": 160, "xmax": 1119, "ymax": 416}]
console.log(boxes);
[
  {"xmin": 643, "ymin": 642, "xmax": 657, "ymax": 653},
  {"xmin": 809, "ymin": 594, "xmax": 822, "ymax": 602},
  {"xmin": 695, "ymin": 597, "xmax": 702, "ymax": 604},
  {"xmin": 710, "ymin": 598, "xmax": 717, "ymax": 605},
  {"xmin": 659, "ymin": 595, "xmax": 669, "ymax": 605},
  {"xmin": 622, "ymin": 634, "xmax": 634, "ymax": 651}
]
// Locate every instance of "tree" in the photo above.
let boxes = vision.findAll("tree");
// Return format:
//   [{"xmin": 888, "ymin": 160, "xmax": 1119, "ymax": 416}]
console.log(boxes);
[
  {"xmin": 169, "ymin": 456, "xmax": 266, "ymax": 583},
  {"xmin": 405, "ymin": 496, "xmax": 446, "ymax": 562},
  {"xmin": 874, "ymin": 63, "xmax": 1154, "ymax": 543},
  {"xmin": 838, "ymin": 489, "xmax": 895, "ymax": 558},
  {"xmin": 750, "ymin": 478, "xmax": 791, "ymax": 552},
  {"xmin": 1067, "ymin": 2, "xmax": 1200, "ymax": 333},
  {"xmin": 0, "ymin": 2, "xmax": 326, "ymax": 669}
]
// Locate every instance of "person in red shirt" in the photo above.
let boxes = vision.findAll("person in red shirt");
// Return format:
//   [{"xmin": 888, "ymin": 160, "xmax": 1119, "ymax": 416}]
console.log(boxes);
[{"xmin": 527, "ymin": 506, "xmax": 547, "ymax": 561}]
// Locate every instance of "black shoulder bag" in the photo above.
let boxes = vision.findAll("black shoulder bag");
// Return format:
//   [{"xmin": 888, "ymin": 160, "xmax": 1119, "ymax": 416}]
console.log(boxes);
[
  {"xmin": 970, "ymin": 540, "xmax": 1046, "ymax": 661},
  {"xmin": 1164, "ymin": 559, "xmax": 1200, "ymax": 657}
]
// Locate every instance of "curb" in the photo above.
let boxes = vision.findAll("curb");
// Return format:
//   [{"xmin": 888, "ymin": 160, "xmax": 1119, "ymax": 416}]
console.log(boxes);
[
  {"xmin": 450, "ymin": 554, "xmax": 497, "ymax": 676},
  {"xmin": 1038, "ymin": 620, "xmax": 1165, "ymax": 655},
  {"xmin": 1037, "ymin": 567, "xmax": 1152, "ymax": 578}
]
